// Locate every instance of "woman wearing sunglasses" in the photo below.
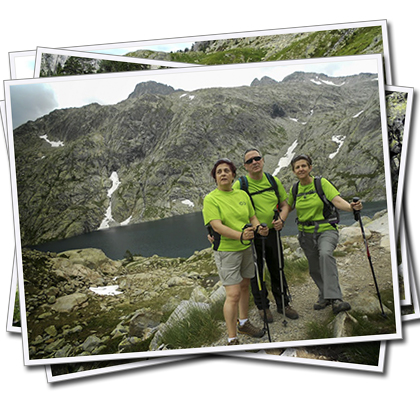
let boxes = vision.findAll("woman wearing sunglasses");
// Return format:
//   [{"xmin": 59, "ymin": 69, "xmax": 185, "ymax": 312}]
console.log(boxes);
[
  {"xmin": 203, "ymin": 158, "xmax": 268, "ymax": 345},
  {"xmin": 287, "ymin": 154, "xmax": 362, "ymax": 314}
]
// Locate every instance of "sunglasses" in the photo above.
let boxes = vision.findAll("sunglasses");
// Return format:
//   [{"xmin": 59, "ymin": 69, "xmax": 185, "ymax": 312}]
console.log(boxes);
[{"xmin": 244, "ymin": 156, "xmax": 262, "ymax": 165}]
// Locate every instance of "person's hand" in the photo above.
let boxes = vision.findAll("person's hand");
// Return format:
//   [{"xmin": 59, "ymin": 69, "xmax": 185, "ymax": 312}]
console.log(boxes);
[
  {"xmin": 350, "ymin": 200, "xmax": 363, "ymax": 211},
  {"xmin": 207, "ymin": 234, "xmax": 214, "ymax": 244},
  {"xmin": 272, "ymin": 218, "xmax": 284, "ymax": 231},
  {"xmin": 258, "ymin": 224, "xmax": 269, "ymax": 236},
  {"xmin": 242, "ymin": 226, "xmax": 255, "ymax": 241}
]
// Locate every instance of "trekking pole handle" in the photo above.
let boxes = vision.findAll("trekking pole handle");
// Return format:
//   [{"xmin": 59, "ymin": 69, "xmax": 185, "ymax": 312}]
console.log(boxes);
[
  {"xmin": 243, "ymin": 223, "xmax": 267, "ymax": 230},
  {"xmin": 258, "ymin": 223, "xmax": 268, "ymax": 241},
  {"xmin": 353, "ymin": 197, "xmax": 361, "ymax": 221},
  {"xmin": 241, "ymin": 223, "xmax": 253, "ymax": 245}
]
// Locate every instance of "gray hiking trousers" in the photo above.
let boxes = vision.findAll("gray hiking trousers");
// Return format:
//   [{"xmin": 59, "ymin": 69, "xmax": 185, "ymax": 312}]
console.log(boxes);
[{"xmin": 298, "ymin": 229, "xmax": 342, "ymax": 301}]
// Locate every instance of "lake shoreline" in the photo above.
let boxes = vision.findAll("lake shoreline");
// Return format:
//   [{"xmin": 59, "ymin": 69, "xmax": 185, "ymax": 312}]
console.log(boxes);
[{"xmin": 28, "ymin": 201, "xmax": 388, "ymax": 261}]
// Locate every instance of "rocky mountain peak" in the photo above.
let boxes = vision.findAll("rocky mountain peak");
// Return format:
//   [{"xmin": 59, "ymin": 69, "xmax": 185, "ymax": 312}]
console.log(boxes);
[
  {"xmin": 250, "ymin": 76, "xmax": 279, "ymax": 87},
  {"xmin": 127, "ymin": 81, "xmax": 183, "ymax": 99}
]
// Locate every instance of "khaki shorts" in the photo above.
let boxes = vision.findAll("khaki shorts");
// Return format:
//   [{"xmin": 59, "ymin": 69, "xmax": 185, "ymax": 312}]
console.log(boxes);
[{"xmin": 213, "ymin": 247, "xmax": 255, "ymax": 286}]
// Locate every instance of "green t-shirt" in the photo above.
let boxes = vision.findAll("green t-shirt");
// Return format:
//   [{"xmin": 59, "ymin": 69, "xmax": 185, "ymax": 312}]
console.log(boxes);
[
  {"xmin": 232, "ymin": 174, "xmax": 287, "ymax": 228},
  {"xmin": 203, "ymin": 188, "xmax": 255, "ymax": 251},
  {"xmin": 288, "ymin": 177, "xmax": 340, "ymax": 233}
]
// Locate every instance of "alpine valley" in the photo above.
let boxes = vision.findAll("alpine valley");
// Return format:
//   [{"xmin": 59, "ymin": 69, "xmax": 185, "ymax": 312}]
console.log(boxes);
[{"xmin": 12, "ymin": 71, "xmax": 385, "ymax": 247}]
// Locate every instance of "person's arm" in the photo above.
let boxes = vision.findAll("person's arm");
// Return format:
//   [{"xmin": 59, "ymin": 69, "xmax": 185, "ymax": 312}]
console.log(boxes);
[
  {"xmin": 210, "ymin": 219, "xmax": 255, "ymax": 242},
  {"xmin": 272, "ymin": 200, "xmax": 291, "ymax": 231},
  {"xmin": 331, "ymin": 195, "xmax": 362, "ymax": 212}
]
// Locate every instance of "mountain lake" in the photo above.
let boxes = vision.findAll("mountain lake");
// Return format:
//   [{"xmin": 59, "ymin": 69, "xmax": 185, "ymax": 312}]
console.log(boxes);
[{"xmin": 27, "ymin": 200, "xmax": 389, "ymax": 260}]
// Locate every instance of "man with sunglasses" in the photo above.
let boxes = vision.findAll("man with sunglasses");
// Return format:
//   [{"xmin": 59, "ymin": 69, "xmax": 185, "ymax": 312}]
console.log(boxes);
[{"xmin": 233, "ymin": 148, "xmax": 299, "ymax": 322}]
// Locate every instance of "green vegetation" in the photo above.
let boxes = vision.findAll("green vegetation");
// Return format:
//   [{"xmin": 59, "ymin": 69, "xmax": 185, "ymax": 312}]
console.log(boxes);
[
  {"xmin": 269, "ymin": 31, "xmax": 341, "ymax": 60},
  {"xmin": 97, "ymin": 60, "xmax": 151, "ymax": 73},
  {"xmin": 159, "ymin": 305, "xmax": 223, "ymax": 349},
  {"xmin": 334, "ymin": 27, "xmax": 383, "ymax": 56},
  {"xmin": 170, "ymin": 47, "xmax": 268, "ymax": 65},
  {"xmin": 306, "ymin": 313, "xmax": 336, "ymax": 340},
  {"xmin": 283, "ymin": 257, "xmax": 309, "ymax": 285}
]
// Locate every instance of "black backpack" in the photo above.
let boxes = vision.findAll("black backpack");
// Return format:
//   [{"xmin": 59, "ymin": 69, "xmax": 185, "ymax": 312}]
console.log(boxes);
[
  {"xmin": 291, "ymin": 176, "xmax": 340, "ymax": 228},
  {"xmin": 238, "ymin": 172, "xmax": 280, "ymax": 210}
]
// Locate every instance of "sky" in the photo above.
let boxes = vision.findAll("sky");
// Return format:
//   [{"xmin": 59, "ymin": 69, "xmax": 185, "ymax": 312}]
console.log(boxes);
[
  {"xmin": 91, "ymin": 42, "xmax": 194, "ymax": 55},
  {"xmin": 7, "ymin": 55, "xmax": 381, "ymax": 129}
]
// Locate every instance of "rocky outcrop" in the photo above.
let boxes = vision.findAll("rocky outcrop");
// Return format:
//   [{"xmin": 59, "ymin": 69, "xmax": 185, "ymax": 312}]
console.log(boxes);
[
  {"xmin": 39, "ymin": 53, "xmax": 152, "ymax": 77},
  {"xmin": 127, "ymin": 81, "xmax": 183, "ymax": 99}
]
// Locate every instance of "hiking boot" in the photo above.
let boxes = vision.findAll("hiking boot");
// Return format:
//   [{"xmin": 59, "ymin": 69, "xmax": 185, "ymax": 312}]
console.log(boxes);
[
  {"xmin": 259, "ymin": 308, "xmax": 274, "ymax": 323},
  {"xmin": 285, "ymin": 305, "xmax": 299, "ymax": 319},
  {"xmin": 277, "ymin": 304, "xmax": 299, "ymax": 319},
  {"xmin": 314, "ymin": 299, "xmax": 331, "ymax": 310},
  {"xmin": 228, "ymin": 338, "xmax": 240, "ymax": 345},
  {"xmin": 331, "ymin": 299, "xmax": 351, "ymax": 314},
  {"xmin": 238, "ymin": 320, "xmax": 264, "ymax": 338}
]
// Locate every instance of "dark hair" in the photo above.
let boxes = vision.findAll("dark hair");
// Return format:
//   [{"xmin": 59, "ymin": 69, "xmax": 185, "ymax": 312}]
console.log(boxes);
[
  {"xmin": 290, "ymin": 154, "xmax": 313, "ymax": 169},
  {"xmin": 243, "ymin": 147, "xmax": 262, "ymax": 161},
  {"xmin": 211, "ymin": 158, "xmax": 237, "ymax": 180}
]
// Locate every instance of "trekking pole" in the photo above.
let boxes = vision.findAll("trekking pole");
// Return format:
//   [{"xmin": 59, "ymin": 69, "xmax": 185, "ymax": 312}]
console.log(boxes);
[
  {"xmin": 274, "ymin": 209, "xmax": 287, "ymax": 327},
  {"xmin": 243, "ymin": 223, "xmax": 271, "ymax": 342},
  {"xmin": 353, "ymin": 197, "xmax": 386, "ymax": 317}
]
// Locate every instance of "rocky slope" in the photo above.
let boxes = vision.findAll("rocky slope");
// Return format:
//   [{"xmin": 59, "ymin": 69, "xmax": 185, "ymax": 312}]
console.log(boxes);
[
  {"xmin": 22, "ymin": 212, "xmax": 396, "ymax": 363},
  {"xmin": 385, "ymin": 90, "xmax": 407, "ymax": 204},
  {"xmin": 13, "ymin": 72, "xmax": 384, "ymax": 247},
  {"xmin": 126, "ymin": 26, "xmax": 383, "ymax": 64}
]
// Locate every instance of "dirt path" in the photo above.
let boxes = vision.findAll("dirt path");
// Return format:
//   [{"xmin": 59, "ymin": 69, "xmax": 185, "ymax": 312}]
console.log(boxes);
[{"xmin": 211, "ymin": 232, "xmax": 395, "ymax": 347}]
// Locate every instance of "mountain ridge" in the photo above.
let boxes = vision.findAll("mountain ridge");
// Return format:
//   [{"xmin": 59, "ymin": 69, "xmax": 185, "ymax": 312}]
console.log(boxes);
[{"xmin": 12, "ymin": 71, "xmax": 385, "ymax": 247}]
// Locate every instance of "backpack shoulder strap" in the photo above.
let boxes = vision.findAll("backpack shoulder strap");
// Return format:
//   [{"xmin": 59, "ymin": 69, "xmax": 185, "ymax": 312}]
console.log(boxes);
[
  {"xmin": 238, "ymin": 175, "xmax": 255, "ymax": 208},
  {"xmin": 238, "ymin": 175, "xmax": 248, "ymax": 192},
  {"xmin": 314, "ymin": 176, "xmax": 328, "ymax": 205},
  {"xmin": 314, "ymin": 175, "xmax": 340, "ymax": 226},
  {"xmin": 314, "ymin": 176, "xmax": 338, "ymax": 206},
  {"xmin": 265, "ymin": 172, "xmax": 280, "ymax": 205},
  {"xmin": 291, "ymin": 181, "xmax": 299, "ymax": 209}
]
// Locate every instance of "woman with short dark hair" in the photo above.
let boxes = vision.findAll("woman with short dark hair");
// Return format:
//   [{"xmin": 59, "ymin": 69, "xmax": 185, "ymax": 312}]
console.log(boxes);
[
  {"xmin": 203, "ymin": 158, "xmax": 268, "ymax": 345},
  {"xmin": 287, "ymin": 154, "xmax": 362, "ymax": 314}
]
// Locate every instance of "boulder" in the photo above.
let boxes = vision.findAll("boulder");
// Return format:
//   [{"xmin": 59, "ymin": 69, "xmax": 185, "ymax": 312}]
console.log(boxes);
[
  {"xmin": 331, "ymin": 312, "xmax": 358, "ymax": 337},
  {"xmin": 55, "ymin": 248, "xmax": 122, "ymax": 275},
  {"xmin": 51, "ymin": 292, "xmax": 88, "ymax": 313},
  {"xmin": 190, "ymin": 286, "xmax": 210, "ymax": 303},
  {"xmin": 365, "ymin": 212, "xmax": 389, "ymax": 235},
  {"xmin": 81, "ymin": 335, "xmax": 102, "ymax": 353},
  {"xmin": 339, "ymin": 226, "xmax": 371, "ymax": 245},
  {"xmin": 150, "ymin": 300, "xmax": 211, "ymax": 350},
  {"xmin": 129, "ymin": 313, "xmax": 159, "ymax": 338}
]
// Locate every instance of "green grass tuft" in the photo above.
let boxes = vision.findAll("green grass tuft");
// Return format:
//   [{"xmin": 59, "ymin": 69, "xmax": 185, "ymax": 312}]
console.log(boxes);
[{"xmin": 159, "ymin": 306, "xmax": 223, "ymax": 349}]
